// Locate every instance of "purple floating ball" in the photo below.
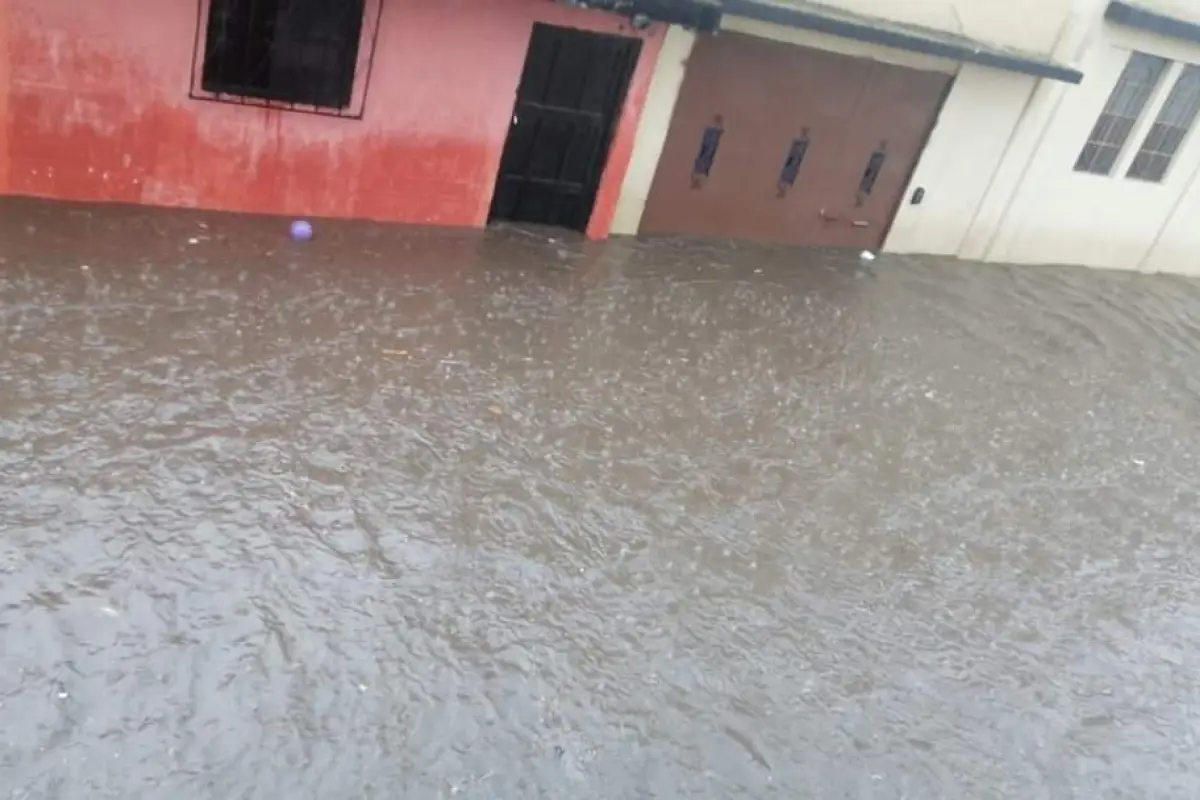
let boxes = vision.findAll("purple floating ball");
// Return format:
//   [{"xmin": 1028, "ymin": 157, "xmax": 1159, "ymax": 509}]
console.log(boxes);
[{"xmin": 290, "ymin": 220, "xmax": 313, "ymax": 242}]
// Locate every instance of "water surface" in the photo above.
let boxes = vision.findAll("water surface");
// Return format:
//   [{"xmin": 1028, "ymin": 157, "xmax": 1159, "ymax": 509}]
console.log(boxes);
[{"xmin": 2, "ymin": 200, "xmax": 1200, "ymax": 798}]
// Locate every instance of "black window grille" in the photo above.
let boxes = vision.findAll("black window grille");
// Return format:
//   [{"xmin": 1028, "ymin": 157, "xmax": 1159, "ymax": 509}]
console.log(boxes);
[{"xmin": 191, "ymin": 0, "xmax": 380, "ymax": 118}]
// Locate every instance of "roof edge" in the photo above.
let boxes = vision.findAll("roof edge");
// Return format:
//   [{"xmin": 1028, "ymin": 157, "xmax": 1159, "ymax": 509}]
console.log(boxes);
[
  {"xmin": 1106, "ymin": 1, "xmax": 1200, "ymax": 46},
  {"xmin": 722, "ymin": 0, "xmax": 1084, "ymax": 84}
]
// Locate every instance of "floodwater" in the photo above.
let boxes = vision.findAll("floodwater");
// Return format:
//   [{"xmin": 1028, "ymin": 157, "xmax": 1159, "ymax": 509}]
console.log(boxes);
[{"xmin": 2, "ymin": 199, "xmax": 1200, "ymax": 799}]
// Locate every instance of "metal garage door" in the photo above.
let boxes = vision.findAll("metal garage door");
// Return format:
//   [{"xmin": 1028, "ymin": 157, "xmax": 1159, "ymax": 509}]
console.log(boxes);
[{"xmin": 639, "ymin": 33, "xmax": 950, "ymax": 249}]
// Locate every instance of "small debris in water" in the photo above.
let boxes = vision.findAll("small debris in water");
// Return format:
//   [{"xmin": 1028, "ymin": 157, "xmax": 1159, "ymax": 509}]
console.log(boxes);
[
  {"xmin": 57, "ymin": 691, "xmax": 69, "ymax": 699},
  {"xmin": 488, "ymin": 405, "xmax": 504, "ymax": 416},
  {"xmin": 381, "ymin": 349, "xmax": 408, "ymax": 356},
  {"xmin": 187, "ymin": 238, "xmax": 200, "ymax": 245},
  {"xmin": 98, "ymin": 606, "xmax": 120, "ymax": 618},
  {"xmin": 290, "ymin": 220, "xmax": 314, "ymax": 242},
  {"xmin": 860, "ymin": 250, "xmax": 876, "ymax": 262},
  {"xmin": 80, "ymin": 264, "xmax": 89, "ymax": 271}
]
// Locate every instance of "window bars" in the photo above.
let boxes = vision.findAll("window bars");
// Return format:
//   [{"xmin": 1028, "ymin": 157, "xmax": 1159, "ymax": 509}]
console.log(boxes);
[
  {"xmin": 189, "ymin": 0, "xmax": 383, "ymax": 119},
  {"xmin": 1127, "ymin": 64, "xmax": 1200, "ymax": 182},
  {"xmin": 1075, "ymin": 52, "xmax": 1168, "ymax": 176}
]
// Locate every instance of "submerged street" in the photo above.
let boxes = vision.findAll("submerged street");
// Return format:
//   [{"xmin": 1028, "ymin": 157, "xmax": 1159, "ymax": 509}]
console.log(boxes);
[{"xmin": 2, "ymin": 199, "xmax": 1200, "ymax": 798}]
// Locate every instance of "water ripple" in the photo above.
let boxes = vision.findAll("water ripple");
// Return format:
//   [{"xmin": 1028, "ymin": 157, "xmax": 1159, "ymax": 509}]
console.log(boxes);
[{"xmin": 2, "ymin": 201, "xmax": 1200, "ymax": 798}]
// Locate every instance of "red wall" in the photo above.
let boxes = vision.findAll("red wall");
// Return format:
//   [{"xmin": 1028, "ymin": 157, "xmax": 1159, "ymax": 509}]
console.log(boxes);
[
  {"xmin": 0, "ymin": 0, "xmax": 664, "ymax": 238},
  {"xmin": 0, "ymin": 2, "xmax": 9, "ymax": 194}
]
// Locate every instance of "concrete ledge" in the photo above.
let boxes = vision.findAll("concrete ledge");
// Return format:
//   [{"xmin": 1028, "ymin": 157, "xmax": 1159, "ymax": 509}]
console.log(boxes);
[
  {"xmin": 722, "ymin": 0, "xmax": 1084, "ymax": 84},
  {"xmin": 1106, "ymin": 1, "xmax": 1200, "ymax": 46}
]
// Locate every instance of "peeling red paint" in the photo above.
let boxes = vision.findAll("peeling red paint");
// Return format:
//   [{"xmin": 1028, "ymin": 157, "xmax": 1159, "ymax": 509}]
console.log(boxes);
[{"xmin": 0, "ymin": 0, "xmax": 663, "ymax": 237}]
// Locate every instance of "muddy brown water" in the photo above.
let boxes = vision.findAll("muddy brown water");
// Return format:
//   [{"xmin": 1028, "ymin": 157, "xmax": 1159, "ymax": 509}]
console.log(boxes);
[{"xmin": 2, "ymin": 199, "xmax": 1200, "ymax": 798}]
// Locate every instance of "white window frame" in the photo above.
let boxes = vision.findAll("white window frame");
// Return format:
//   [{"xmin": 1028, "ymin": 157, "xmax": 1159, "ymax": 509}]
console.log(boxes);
[
  {"xmin": 1112, "ymin": 59, "xmax": 1188, "ymax": 179},
  {"xmin": 1125, "ymin": 62, "xmax": 1200, "ymax": 183}
]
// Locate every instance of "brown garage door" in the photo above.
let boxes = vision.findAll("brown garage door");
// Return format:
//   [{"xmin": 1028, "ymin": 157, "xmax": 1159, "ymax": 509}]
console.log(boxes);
[{"xmin": 639, "ymin": 33, "xmax": 951, "ymax": 249}]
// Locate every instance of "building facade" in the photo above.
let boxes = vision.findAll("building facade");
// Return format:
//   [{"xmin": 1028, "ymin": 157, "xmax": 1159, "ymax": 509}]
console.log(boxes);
[
  {"xmin": 613, "ymin": 0, "xmax": 1200, "ymax": 277},
  {"xmin": 612, "ymin": 0, "xmax": 1082, "ymax": 252},
  {"xmin": 967, "ymin": 0, "xmax": 1200, "ymax": 275},
  {"xmin": 0, "ymin": 0, "xmax": 669, "ymax": 238},
  {"xmin": 5, "ymin": 1, "xmax": 1200, "ymax": 276}
]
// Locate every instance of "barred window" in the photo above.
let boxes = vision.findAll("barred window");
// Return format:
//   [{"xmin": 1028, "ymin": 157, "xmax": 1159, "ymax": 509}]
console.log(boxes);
[
  {"xmin": 193, "ymin": 0, "xmax": 378, "ymax": 117},
  {"xmin": 1075, "ymin": 52, "xmax": 1168, "ymax": 176},
  {"xmin": 1127, "ymin": 64, "xmax": 1200, "ymax": 182}
]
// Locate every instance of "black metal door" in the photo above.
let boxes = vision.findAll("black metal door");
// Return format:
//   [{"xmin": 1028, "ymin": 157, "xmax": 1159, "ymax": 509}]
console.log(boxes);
[{"xmin": 488, "ymin": 23, "xmax": 641, "ymax": 231}]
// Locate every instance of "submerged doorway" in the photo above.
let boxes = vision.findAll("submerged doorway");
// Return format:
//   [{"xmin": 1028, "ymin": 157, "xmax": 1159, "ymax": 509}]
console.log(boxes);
[{"xmin": 488, "ymin": 23, "xmax": 642, "ymax": 231}]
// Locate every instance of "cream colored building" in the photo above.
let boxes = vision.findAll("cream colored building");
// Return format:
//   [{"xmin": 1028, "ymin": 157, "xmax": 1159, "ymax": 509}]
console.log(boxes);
[{"xmin": 614, "ymin": 0, "xmax": 1200, "ymax": 277}]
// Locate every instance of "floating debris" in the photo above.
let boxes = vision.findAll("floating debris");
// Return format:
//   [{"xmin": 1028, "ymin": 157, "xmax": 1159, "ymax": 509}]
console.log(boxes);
[{"xmin": 290, "ymin": 220, "xmax": 314, "ymax": 242}]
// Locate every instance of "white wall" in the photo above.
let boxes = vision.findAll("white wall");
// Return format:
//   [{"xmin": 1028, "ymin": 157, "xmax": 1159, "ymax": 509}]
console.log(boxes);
[
  {"xmin": 1110, "ymin": 0, "xmax": 1200, "ymax": 276},
  {"xmin": 1142, "ymin": 168, "xmax": 1200, "ymax": 276},
  {"xmin": 761, "ymin": 0, "xmax": 1074, "ymax": 55},
  {"xmin": 720, "ymin": 13, "xmax": 961, "ymax": 73},
  {"xmin": 611, "ymin": 25, "xmax": 696, "ymax": 236},
  {"xmin": 976, "ymin": 0, "xmax": 1200, "ymax": 273},
  {"xmin": 883, "ymin": 65, "xmax": 1037, "ymax": 256}
]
